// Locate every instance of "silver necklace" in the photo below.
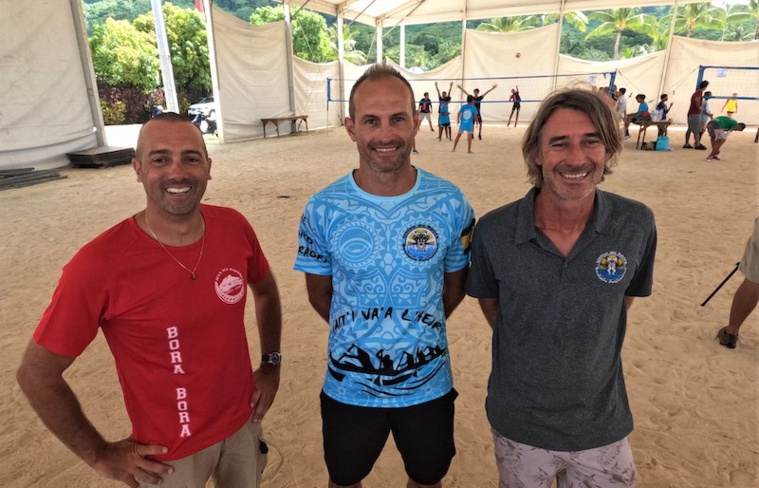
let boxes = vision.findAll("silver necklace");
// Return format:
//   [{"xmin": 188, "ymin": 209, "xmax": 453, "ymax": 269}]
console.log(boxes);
[{"xmin": 144, "ymin": 212, "xmax": 206, "ymax": 280}]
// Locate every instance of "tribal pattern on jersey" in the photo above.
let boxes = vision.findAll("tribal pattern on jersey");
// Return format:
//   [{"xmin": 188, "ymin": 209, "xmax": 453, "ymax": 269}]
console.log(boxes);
[{"xmin": 295, "ymin": 168, "xmax": 475, "ymax": 408}]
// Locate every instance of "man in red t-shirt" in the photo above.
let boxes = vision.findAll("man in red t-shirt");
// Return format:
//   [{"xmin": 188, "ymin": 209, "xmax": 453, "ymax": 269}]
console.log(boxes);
[
  {"xmin": 16, "ymin": 113, "xmax": 283, "ymax": 488},
  {"xmin": 684, "ymin": 80, "xmax": 709, "ymax": 150}
]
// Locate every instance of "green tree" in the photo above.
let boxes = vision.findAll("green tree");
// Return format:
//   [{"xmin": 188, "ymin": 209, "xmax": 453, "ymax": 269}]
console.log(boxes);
[
  {"xmin": 721, "ymin": 24, "xmax": 755, "ymax": 41},
  {"xmin": 746, "ymin": 0, "xmax": 759, "ymax": 39},
  {"xmin": 476, "ymin": 16, "xmax": 540, "ymax": 32},
  {"xmin": 585, "ymin": 8, "xmax": 645, "ymax": 59},
  {"xmin": 250, "ymin": 5, "xmax": 335, "ymax": 62},
  {"xmin": 635, "ymin": 13, "xmax": 671, "ymax": 51},
  {"xmin": 663, "ymin": 2, "xmax": 723, "ymax": 38},
  {"xmin": 385, "ymin": 44, "xmax": 431, "ymax": 69},
  {"xmin": 718, "ymin": 2, "xmax": 758, "ymax": 40},
  {"xmin": 328, "ymin": 25, "xmax": 367, "ymax": 64},
  {"xmin": 83, "ymin": 0, "xmax": 151, "ymax": 35},
  {"xmin": 89, "ymin": 18, "xmax": 160, "ymax": 92},
  {"xmin": 133, "ymin": 3, "xmax": 211, "ymax": 92},
  {"xmin": 536, "ymin": 11, "xmax": 589, "ymax": 32},
  {"xmin": 620, "ymin": 45, "xmax": 649, "ymax": 59}
]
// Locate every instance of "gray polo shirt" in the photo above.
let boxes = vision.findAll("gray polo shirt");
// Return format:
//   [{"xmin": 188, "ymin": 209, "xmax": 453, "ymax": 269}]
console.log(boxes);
[{"xmin": 466, "ymin": 187, "xmax": 656, "ymax": 451}]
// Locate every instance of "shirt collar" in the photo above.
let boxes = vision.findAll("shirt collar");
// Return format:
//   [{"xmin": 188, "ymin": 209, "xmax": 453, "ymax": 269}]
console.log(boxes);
[{"xmin": 514, "ymin": 187, "xmax": 611, "ymax": 245}]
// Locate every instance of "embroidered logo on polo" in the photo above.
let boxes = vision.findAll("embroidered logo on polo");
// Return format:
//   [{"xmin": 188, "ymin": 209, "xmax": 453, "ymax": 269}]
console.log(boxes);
[
  {"xmin": 595, "ymin": 251, "xmax": 627, "ymax": 283},
  {"xmin": 214, "ymin": 268, "xmax": 245, "ymax": 304},
  {"xmin": 403, "ymin": 225, "xmax": 438, "ymax": 261}
]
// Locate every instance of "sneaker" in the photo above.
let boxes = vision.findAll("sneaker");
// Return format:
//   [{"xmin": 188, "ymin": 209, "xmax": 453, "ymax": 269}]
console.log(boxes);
[
  {"xmin": 412, "ymin": 149, "xmax": 419, "ymax": 154},
  {"xmin": 695, "ymin": 144, "xmax": 708, "ymax": 150},
  {"xmin": 717, "ymin": 327, "xmax": 738, "ymax": 349},
  {"xmin": 713, "ymin": 155, "xmax": 720, "ymax": 161},
  {"xmin": 682, "ymin": 144, "xmax": 693, "ymax": 149},
  {"xmin": 706, "ymin": 156, "xmax": 715, "ymax": 161},
  {"xmin": 624, "ymin": 134, "xmax": 631, "ymax": 140}
]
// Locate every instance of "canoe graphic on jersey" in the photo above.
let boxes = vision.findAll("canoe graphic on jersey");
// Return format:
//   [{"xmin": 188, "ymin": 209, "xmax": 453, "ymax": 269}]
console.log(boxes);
[{"xmin": 328, "ymin": 344, "xmax": 446, "ymax": 387}]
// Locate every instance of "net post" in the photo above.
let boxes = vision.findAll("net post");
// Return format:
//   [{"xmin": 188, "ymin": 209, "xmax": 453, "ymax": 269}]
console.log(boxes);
[{"xmin": 696, "ymin": 66, "xmax": 705, "ymax": 91}]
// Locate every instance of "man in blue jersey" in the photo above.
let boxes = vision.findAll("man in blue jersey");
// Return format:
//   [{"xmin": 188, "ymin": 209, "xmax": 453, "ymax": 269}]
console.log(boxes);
[
  {"xmin": 294, "ymin": 63, "xmax": 475, "ymax": 488},
  {"xmin": 452, "ymin": 95, "xmax": 478, "ymax": 154}
]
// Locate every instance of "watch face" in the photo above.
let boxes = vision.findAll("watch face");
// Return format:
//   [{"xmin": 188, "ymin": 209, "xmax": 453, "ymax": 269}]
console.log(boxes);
[{"xmin": 264, "ymin": 352, "xmax": 281, "ymax": 364}]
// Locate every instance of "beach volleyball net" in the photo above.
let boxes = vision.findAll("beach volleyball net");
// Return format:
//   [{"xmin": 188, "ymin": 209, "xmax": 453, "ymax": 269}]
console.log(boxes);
[
  {"xmin": 326, "ymin": 71, "xmax": 617, "ymax": 124},
  {"xmin": 697, "ymin": 65, "xmax": 759, "ymax": 118}
]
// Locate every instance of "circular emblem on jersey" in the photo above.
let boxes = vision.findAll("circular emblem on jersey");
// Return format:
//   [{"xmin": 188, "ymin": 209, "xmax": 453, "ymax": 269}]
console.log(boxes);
[
  {"xmin": 595, "ymin": 251, "xmax": 627, "ymax": 284},
  {"xmin": 334, "ymin": 221, "xmax": 379, "ymax": 269},
  {"xmin": 214, "ymin": 268, "xmax": 246, "ymax": 304},
  {"xmin": 403, "ymin": 225, "xmax": 439, "ymax": 261},
  {"xmin": 462, "ymin": 110, "xmax": 472, "ymax": 121}
]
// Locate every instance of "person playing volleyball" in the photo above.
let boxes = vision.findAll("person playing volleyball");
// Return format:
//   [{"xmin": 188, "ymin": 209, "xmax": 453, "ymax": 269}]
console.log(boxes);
[{"xmin": 458, "ymin": 83, "xmax": 497, "ymax": 140}]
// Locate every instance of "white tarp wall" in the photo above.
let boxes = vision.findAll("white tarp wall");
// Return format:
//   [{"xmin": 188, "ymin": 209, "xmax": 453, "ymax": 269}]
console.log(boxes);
[
  {"xmin": 293, "ymin": 58, "xmax": 342, "ymax": 130},
  {"xmin": 211, "ymin": 7, "xmax": 345, "ymax": 141},
  {"xmin": 560, "ymin": 51, "xmax": 667, "ymax": 118},
  {"xmin": 211, "ymin": 7, "xmax": 290, "ymax": 142},
  {"xmin": 461, "ymin": 26, "xmax": 560, "ymax": 122},
  {"xmin": 0, "ymin": 0, "xmax": 103, "ymax": 170}
]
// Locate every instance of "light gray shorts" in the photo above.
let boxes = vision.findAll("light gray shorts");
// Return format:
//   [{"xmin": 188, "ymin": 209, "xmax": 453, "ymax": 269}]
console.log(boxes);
[
  {"xmin": 140, "ymin": 419, "xmax": 268, "ymax": 488},
  {"xmin": 492, "ymin": 429, "xmax": 635, "ymax": 488},
  {"xmin": 739, "ymin": 217, "xmax": 759, "ymax": 283},
  {"xmin": 688, "ymin": 114, "xmax": 702, "ymax": 133}
]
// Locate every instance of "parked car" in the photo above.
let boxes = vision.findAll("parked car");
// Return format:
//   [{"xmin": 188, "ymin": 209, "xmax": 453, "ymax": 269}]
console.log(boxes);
[{"xmin": 188, "ymin": 96, "xmax": 216, "ymax": 118}]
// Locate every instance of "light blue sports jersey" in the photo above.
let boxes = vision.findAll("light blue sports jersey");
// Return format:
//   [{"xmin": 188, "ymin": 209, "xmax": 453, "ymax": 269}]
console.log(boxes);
[
  {"xmin": 294, "ymin": 168, "xmax": 475, "ymax": 408},
  {"xmin": 459, "ymin": 105, "xmax": 478, "ymax": 132}
]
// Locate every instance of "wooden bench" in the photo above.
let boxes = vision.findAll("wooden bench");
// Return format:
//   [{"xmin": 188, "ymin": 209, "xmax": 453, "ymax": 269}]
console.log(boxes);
[
  {"xmin": 261, "ymin": 115, "xmax": 308, "ymax": 138},
  {"xmin": 634, "ymin": 120, "xmax": 671, "ymax": 149}
]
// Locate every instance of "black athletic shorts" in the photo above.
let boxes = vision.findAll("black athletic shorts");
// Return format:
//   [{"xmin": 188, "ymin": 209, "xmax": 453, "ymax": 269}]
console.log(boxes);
[{"xmin": 320, "ymin": 389, "xmax": 458, "ymax": 486}]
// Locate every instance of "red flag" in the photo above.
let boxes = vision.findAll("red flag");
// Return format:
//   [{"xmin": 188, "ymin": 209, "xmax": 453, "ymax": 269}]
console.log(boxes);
[{"xmin": 195, "ymin": 0, "xmax": 205, "ymax": 13}]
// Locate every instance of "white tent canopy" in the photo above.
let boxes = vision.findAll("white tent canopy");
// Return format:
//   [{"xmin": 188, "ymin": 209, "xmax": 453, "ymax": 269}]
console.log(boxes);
[{"xmin": 284, "ymin": 0, "xmax": 706, "ymax": 26}]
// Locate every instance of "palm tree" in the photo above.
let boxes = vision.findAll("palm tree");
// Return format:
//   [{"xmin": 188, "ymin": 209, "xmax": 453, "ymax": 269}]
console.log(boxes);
[
  {"xmin": 663, "ymin": 2, "xmax": 723, "ymax": 38},
  {"xmin": 476, "ymin": 16, "xmax": 541, "ymax": 33},
  {"xmin": 707, "ymin": 4, "xmax": 754, "ymax": 41},
  {"xmin": 621, "ymin": 45, "xmax": 649, "ymax": 59},
  {"xmin": 722, "ymin": 24, "xmax": 755, "ymax": 41},
  {"xmin": 585, "ymin": 8, "xmax": 645, "ymax": 60},
  {"xmin": 727, "ymin": 0, "xmax": 759, "ymax": 40},
  {"xmin": 636, "ymin": 13, "xmax": 672, "ymax": 51},
  {"xmin": 537, "ymin": 11, "xmax": 589, "ymax": 32},
  {"xmin": 328, "ymin": 24, "xmax": 366, "ymax": 64}
]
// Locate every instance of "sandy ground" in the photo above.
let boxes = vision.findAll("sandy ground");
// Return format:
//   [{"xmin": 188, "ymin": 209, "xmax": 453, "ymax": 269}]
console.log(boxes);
[{"xmin": 1, "ymin": 123, "xmax": 757, "ymax": 488}]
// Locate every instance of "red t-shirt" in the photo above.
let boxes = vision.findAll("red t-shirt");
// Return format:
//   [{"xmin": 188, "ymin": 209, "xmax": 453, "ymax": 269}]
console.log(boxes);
[
  {"xmin": 34, "ymin": 205, "xmax": 270, "ymax": 460},
  {"xmin": 688, "ymin": 89, "xmax": 704, "ymax": 116}
]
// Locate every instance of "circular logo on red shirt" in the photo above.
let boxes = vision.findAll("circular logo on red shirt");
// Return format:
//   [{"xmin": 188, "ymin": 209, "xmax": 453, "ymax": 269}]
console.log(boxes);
[{"xmin": 214, "ymin": 268, "xmax": 245, "ymax": 304}]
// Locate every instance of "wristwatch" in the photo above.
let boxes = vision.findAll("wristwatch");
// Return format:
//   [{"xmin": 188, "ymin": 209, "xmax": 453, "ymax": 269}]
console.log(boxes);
[{"xmin": 261, "ymin": 352, "xmax": 282, "ymax": 365}]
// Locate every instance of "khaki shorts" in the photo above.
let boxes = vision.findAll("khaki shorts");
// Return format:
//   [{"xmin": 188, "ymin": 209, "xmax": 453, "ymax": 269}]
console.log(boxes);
[
  {"xmin": 492, "ymin": 429, "xmax": 636, "ymax": 488},
  {"xmin": 739, "ymin": 217, "xmax": 759, "ymax": 284},
  {"xmin": 140, "ymin": 419, "xmax": 268, "ymax": 488}
]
